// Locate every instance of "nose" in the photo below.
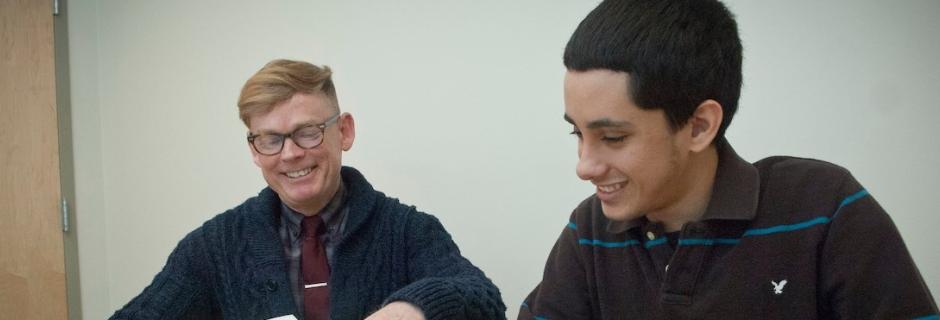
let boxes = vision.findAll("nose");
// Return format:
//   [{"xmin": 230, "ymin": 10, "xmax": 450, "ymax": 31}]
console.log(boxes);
[
  {"xmin": 576, "ymin": 144, "xmax": 605, "ymax": 181},
  {"xmin": 280, "ymin": 137, "xmax": 304, "ymax": 160}
]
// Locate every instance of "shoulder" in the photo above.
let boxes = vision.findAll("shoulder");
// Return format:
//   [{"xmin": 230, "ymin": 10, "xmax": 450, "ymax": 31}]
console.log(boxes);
[
  {"xmin": 208, "ymin": 187, "xmax": 278, "ymax": 223},
  {"xmin": 754, "ymin": 156, "xmax": 853, "ymax": 182},
  {"xmin": 188, "ymin": 187, "xmax": 281, "ymax": 246},
  {"xmin": 342, "ymin": 166, "xmax": 421, "ymax": 219},
  {"xmin": 752, "ymin": 156, "xmax": 867, "ymax": 222},
  {"xmin": 369, "ymin": 190, "xmax": 433, "ymax": 229},
  {"xmin": 754, "ymin": 156, "xmax": 860, "ymax": 196}
]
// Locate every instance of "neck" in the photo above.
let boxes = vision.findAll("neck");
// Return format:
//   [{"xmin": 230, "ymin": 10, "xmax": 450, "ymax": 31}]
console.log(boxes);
[
  {"xmin": 647, "ymin": 145, "xmax": 719, "ymax": 232},
  {"xmin": 285, "ymin": 178, "xmax": 343, "ymax": 216}
]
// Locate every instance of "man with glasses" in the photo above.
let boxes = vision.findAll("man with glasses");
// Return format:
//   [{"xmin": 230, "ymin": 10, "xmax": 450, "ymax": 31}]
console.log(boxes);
[{"xmin": 111, "ymin": 59, "xmax": 506, "ymax": 320}]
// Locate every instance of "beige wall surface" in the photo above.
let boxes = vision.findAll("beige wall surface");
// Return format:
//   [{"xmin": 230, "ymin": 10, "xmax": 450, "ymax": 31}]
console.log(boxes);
[
  {"xmin": 67, "ymin": 0, "xmax": 940, "ymax": 319},
  {"xmin": 67, "ymin": 1, "xmax": 110, "ymax": 319}
]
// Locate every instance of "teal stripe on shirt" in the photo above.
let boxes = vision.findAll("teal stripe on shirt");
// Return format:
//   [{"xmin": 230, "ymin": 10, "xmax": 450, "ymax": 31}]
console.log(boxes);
[
  {"xmin": 574, "ymin": 189, "xmax": 870, "ymax": 248},
  {"xmin": 578, "ymin": 239, "xmax": 640, "ymax": 248}
]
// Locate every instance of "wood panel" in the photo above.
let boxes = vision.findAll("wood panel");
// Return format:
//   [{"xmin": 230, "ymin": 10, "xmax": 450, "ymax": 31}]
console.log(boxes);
[{"xmin": 0, "ymin": 0, "xmax": 68, "ymax": 318}]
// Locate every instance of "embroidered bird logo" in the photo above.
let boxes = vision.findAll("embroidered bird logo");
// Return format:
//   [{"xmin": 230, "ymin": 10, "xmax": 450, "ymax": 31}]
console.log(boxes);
[{"xmin": 771, "ymin": 280, "xmax": 788, "ymax": 295}]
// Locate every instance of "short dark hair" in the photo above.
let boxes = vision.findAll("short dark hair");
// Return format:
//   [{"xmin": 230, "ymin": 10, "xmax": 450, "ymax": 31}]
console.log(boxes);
[{"xmin": 564, "ymin": 0, "xmax": 742, "ymax": 140}]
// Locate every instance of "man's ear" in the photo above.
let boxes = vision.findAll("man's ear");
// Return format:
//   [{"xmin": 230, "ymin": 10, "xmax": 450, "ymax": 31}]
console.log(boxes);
[
  {"xmin": 688, "ymin": 99, "xmax": 723, "ymax": 152},
  {"xmin": 339, "ymin": 112, "xmax": 356, "ymax": 151}
]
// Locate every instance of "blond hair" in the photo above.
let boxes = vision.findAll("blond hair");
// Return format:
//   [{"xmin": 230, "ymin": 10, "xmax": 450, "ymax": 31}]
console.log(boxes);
[{"xmin": 237, "ymin": 59, "xmax": 338, "ymax": 126}]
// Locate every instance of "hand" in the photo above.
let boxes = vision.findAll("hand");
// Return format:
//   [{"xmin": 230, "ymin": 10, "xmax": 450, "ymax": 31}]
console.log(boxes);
[{"xmin": 364, "ymin": 301, "xmax": 426, "ymax": 320}]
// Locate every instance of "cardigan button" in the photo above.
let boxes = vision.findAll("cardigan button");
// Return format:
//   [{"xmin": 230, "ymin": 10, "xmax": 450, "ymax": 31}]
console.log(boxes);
[
  {"xmin": 264, "ymin": 280, "xmax": 278, "ymax": 292},
  {"xmin": 646, "ymin": 231, "xmax": 656, "ymax": 240}
]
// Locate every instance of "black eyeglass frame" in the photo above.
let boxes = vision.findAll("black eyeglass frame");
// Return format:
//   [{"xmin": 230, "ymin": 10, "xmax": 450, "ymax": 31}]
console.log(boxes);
[{"xmin": 247, "ymin": 113, "xmax": 341, "ymax": 155}]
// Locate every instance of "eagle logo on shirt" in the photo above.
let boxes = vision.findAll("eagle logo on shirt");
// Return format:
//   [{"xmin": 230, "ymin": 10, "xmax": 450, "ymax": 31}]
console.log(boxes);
[{"xmin": 771, "ymin": 280, "xmax": 788, "ymax": 295}]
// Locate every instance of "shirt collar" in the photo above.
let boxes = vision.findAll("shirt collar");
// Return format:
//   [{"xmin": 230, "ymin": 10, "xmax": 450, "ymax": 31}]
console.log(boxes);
[{"xmin": 606, "ymin": 139, "xmax": 760, "ymax": 233}]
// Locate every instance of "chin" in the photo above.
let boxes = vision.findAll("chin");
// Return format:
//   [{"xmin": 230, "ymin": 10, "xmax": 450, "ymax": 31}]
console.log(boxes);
[
  {"xmin": 288, "ymin": 186, "xmax": 321, "ymax": 202},
  {"xmin": 600, "ymin": 203, "xmax": 641, "ymax": 222}
]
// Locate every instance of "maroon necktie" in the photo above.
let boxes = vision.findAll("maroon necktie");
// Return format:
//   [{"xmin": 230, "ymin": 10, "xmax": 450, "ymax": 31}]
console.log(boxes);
[{"xmin": 301, "ymin": 216, "xmax": 330, "ymax": 320}]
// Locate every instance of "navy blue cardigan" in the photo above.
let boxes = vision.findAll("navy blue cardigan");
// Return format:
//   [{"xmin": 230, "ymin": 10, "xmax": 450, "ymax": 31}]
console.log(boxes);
[{"xmin": 111, "ymin": 167, "xmax": 506, "ymax": 319}]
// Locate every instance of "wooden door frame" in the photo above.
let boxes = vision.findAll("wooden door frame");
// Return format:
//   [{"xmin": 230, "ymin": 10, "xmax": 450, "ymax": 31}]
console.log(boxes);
[
  {"xmin": 0, "ymin": 0, "xmax": 81, "ymax": 318},
  {"xmin": 55, "ymin": 0, "xmax": 84, "ymax": 318}
]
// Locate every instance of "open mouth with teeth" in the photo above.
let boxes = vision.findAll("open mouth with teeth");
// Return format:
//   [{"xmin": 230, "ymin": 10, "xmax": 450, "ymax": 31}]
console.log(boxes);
[
  {"xmin": 285, "ymin": 167, "xmax": 313, "ymax": 179},
  {"xmin": 597, "ymin": 183, "xmax": 625, "ymax": 193}
]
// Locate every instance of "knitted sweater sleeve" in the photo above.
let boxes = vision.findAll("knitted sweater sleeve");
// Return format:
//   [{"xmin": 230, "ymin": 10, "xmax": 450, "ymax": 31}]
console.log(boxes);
[
  {"xmin": 109, "ymin": 227, "xmax": 221, "ymax": 319},
  {"xmin": 383, "ymin": 211, "xmax": 507, "ymax": 320}
]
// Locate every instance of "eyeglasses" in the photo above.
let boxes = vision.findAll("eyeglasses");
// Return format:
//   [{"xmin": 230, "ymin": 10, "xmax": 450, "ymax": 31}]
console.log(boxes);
[{"xmin": 247, "ymin": 113, "xmax": 341, "ymax": 155}]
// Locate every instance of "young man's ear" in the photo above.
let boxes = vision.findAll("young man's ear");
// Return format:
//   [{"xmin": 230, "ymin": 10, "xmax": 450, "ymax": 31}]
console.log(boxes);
[{"xmin": 688, "ymin": 99, "xmax": 723, "ymax": 152}]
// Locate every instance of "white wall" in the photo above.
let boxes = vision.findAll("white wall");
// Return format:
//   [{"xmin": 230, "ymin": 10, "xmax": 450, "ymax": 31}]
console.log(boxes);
[
  {"xmin": 67, "ymin": 1, "xmax": 111, "ymax": 319},
  {"xmin": 67, "ymin": 0, "xmax": 940, "ymax": 319}
]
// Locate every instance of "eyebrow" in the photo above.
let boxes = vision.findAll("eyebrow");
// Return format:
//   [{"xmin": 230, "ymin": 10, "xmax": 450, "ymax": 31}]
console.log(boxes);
[
  {"xmin": 563, "ymin": 114, "xmax": 574, "ymax": 124},
  {"xmin": 254, "ymin": 120, "xmax": 319, "ymax": 135},
  {"xmin": 563, "ymin": 114, "xmax": 633, "ymax": 129}
]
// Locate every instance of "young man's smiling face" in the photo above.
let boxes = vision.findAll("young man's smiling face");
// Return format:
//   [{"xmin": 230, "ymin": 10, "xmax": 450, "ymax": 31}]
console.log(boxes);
[{"xmin": 564, "ymin": 69, "xmax": 699, "ymax": 222}]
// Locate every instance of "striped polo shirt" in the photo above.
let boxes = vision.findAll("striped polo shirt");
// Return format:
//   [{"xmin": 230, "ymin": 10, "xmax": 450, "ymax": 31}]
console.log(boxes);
[{"xmin": 521, "ymin": 141, "xmax": 937, "ymax": 319}]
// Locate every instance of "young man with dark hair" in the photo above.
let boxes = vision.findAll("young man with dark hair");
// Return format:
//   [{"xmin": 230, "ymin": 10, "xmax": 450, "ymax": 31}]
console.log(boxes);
[{"xmin": 520, "ymin": 0, "xmax": 937, "ymax": 318}]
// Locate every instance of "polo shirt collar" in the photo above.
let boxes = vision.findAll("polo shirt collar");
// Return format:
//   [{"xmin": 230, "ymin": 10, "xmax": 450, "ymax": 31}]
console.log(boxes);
[{"xmin": 606, "ymin": 139, "xmax": 760, "ymax": 233}]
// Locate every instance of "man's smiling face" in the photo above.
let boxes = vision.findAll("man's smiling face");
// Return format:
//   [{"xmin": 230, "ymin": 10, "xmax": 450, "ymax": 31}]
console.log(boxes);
[{"xmin": 248, "ymin": 92, "xmax": 354, "ymax": 215}]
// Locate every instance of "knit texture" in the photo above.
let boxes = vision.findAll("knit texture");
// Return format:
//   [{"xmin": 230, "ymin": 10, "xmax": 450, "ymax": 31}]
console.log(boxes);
[{"xmin": 111, "ymin": 166, "xmax": 506, "ymax": 320}]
